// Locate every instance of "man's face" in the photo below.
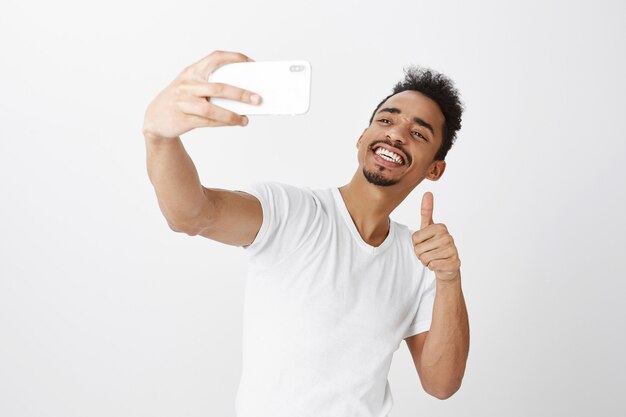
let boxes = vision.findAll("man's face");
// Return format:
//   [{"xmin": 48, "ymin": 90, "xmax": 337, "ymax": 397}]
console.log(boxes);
[{"xmin": 357, "ymin": 90, "xmax": 446, "ymax": 188}]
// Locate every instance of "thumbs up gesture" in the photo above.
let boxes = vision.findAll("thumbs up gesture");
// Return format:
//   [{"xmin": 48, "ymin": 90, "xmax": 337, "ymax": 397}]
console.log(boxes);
[{"xmin": 412, "ymin": 192, "xmax": 461, "ymax": 282}]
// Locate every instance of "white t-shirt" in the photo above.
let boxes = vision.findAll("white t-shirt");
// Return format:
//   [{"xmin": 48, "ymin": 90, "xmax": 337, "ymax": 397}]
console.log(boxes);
[{"xmin": 235, "ymin": 181, "xmax": 436, "ymax": 417}]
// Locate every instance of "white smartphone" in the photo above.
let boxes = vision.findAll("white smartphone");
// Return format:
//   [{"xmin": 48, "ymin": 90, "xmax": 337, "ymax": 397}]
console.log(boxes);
[{"xmin": 207, "ymin": 60, "xmax": 311, "ymax": 115}]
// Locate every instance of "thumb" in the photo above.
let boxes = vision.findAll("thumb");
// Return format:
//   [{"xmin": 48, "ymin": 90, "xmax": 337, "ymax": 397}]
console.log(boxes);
[{"xmin": 420, "ymin": 192, "xmax": 434, "ymax": 229}]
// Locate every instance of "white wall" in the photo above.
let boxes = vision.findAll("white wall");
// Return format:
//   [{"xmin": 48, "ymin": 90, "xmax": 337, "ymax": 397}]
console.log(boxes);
[{"xmin": 1, "ymin": 0, "xmax": 624, "ymax": 416}]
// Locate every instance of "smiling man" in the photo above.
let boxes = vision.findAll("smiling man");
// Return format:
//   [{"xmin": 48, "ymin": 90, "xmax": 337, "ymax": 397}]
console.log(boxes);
[{"xmin": 143, "ymin": 50, "xmax": 469, "ymax": 417}]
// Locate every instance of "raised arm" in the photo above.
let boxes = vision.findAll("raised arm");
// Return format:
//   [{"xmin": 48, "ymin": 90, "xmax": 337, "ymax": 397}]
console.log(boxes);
[
  {"xmin": 142, "ymin": 50, "xmax": 263, "ymax": 246},
  {"xmin": 406, "ymin": 192, "xmax": 469, "ymax": 399}
]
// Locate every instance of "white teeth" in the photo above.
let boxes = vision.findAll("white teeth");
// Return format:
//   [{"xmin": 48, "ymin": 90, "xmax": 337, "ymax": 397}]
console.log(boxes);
[{"xmin": 375, "ymin": 147, "xmax": 403, "ymax": 164}]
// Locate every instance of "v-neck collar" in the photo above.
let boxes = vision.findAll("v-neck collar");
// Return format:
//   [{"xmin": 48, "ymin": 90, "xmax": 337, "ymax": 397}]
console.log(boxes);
[{"xmin": 331, "ymin": 187, "xmax": 395, "ymax": 255}]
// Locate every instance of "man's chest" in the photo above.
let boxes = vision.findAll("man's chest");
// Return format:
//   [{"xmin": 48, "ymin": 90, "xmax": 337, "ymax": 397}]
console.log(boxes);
[{"xmin": 250, "ymin": 242, "xmax": 422, "ymax": 341}]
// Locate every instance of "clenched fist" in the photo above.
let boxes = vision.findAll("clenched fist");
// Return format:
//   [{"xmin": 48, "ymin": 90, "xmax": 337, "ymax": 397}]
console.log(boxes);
[
  {"xmin": 142, "ymin": 50, "xmax": 262, "ymax": 140},
  {"xmin": 412, "ymin": 192, "xmax": 461, "ymax": 282}
]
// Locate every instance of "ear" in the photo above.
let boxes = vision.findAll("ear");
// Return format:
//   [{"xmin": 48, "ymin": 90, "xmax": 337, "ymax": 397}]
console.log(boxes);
[
  {"xmin": 356, "ymin": 128, "xmax": 367, "ymax": 148},
  {"xmin": 426, "ymin": 160, "xmax": 446, "ymax": 181}
]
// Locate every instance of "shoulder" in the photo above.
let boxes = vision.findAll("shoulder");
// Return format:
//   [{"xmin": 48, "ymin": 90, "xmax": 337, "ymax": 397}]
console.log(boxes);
[
  {"xmin": 391, "ymin": 220, "xmax": 419, "ymax": 254},
  {"xmin": 238, "ymin": 181, "xmax": 325, "ymax": 220},
  {"xmin": 392, "ymin": 220, "xmax": 412, "ymax": 240},
  {"xmin": 239, "ymin": 182, "xmax": 326, "ymax": 263},
  {"xmin": 239, "ymin": 181, "xmax": 310, "ymax": 205},
  {"xmin": 241, "ymin": 180, "xmax": 300, "ymax": 194}
]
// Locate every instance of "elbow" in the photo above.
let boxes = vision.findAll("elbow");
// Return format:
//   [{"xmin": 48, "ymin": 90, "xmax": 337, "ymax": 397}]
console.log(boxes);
[
  {"xmin": 425, "ymin": 381, "xmax": 462, "ymax": 400},
  {"xmin": 167, "ymin": 220, "xmax": 196, "ymax": 235},
  {"xmin": 428, "ymin": 389, "xmax": 456, "ymax": 400}
]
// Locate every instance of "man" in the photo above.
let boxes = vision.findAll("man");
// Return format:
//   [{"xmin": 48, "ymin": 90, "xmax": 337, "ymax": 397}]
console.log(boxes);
[{"xmin": 143, "ymin": 50, "xmax": 469, "ymax": 416}]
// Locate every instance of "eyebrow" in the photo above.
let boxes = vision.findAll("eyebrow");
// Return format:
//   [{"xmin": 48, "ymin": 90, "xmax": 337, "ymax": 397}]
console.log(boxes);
[{"xmin": 377, "ymin": 107, "xmax": 435, "ymax": 137}]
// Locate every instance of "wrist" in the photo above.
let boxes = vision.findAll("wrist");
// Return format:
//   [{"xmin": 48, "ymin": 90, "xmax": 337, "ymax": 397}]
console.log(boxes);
[
  {"xmin": 435, "ymin": 270, "xmax": 461, "ymax": 286},
  {"xmin": 143, "ymin": 130, "xmax": 179, "ymax": 146}
]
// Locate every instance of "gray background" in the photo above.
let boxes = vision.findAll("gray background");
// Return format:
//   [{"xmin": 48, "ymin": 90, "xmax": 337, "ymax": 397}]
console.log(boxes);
[{"xmin": 1, "ymin": 0, "xmax": 625, "ymax": 416}]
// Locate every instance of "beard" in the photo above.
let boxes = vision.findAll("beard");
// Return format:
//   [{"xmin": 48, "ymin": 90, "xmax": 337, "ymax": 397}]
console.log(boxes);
[{"xmin": 362, "ymin": 166, "xmax": 400, "ymax": 186}]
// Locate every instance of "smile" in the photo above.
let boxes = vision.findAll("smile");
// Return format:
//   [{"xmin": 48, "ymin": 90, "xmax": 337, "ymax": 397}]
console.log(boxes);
[{"xmin": 370, "ymin": 145, "xmax": 406, "ymax": 167}]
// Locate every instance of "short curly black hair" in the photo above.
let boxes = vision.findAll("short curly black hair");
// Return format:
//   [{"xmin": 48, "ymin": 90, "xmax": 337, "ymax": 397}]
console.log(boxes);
[{"xmin": 369, "ymin": 66, "xmax": 464, "ymax": 161}]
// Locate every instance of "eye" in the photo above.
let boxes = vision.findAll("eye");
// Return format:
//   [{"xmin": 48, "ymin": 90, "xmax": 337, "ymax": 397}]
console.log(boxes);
[
  {"xmin": 378, "ymin": 118, "xmax": 391, "ymax": 124},
  {"xmin": 412, "ymin": 131, "xmax": 428, "ymax": 141}
]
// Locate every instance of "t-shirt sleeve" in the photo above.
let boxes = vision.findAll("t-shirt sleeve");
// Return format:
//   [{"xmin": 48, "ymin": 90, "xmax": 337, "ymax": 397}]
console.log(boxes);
[
  {"xmin": 403, "ymin": 266, "xmax": 437, "ymax": 339},
  {"xmin": 235, "ymin": 181, "xmax": 318, "ymax": 268}
]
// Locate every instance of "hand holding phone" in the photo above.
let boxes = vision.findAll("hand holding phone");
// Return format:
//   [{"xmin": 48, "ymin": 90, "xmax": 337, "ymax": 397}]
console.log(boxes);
[
  {"xmin": 208, "ymin": 60, "xmax": 311, "ymax": 116},
  {"xmin": 143, "ymin": 51, "xmax": 264, "ymax": 140}
]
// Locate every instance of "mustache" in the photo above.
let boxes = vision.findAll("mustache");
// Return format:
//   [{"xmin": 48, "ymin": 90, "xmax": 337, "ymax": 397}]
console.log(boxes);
[{"xmin": 368, "ymin": 139, "xmax": 411, "ymax": 165}]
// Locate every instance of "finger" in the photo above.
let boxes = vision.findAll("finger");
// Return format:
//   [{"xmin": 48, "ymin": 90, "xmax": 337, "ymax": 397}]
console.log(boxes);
[
  {"xmin": 412, "ymin": 228, "xmax": 434, "ymax": 246},
  {"xmin": 412, "ymin": 223, "xmax": 450, "ymax": 246},
  {"xmin": 417, "ymin": 246, "xmax": 457, "ymax": 267},
  {"xmin": 414, "ymin": 235, "xmax": 452, "ymax": 256},
  {"xmin": 411, "ymin": 224, "xmax": 440, "ymax": 245},
  {"xmin": 420, "ymin": 192, "xmax": 434, "ymax": 230},
  {"xmin": 183, "ymin": 113, "xmax": 230, "ymax": 128},
  {"xmin": 426, "ymin": 258, "xmax": 461, "ymax": 274},
  {"xmin": 192, "ymin": 50, "xmax": 254, "ymax": 79},
  {"xmin": 181, "ymin": 81, "xmax": 262, "ymax": 105},
  {"xmin": 178, "ymin": 99, "xmax": 248, "ymax": 126}
]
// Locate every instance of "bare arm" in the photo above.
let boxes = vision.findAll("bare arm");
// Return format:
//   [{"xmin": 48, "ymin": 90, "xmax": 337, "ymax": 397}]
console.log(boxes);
[
  {"xmin": 144, "ymin": 134, "xmax": 208, "ymax": 230},
  {"xmin": 142, "ymin": 50, "xmax": 263, "ymax": 244},
  {"xmin": 406, "ymin": 276, "xmax": 469, "ymax": 400},
  {"xmin": 406, "ymin": 192, "xmax": 470, "ymax": 399}
]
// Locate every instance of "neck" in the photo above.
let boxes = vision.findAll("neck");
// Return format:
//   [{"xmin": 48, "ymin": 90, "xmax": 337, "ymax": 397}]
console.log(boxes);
[{"xmin": 338, "ymin": 170, "xmax": 412, "ymax": 247}]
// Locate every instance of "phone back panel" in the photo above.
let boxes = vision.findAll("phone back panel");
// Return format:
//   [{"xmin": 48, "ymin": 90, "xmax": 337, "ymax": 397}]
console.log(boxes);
[{"xmin": 208, "ymin": 61, "xmax": 311, "ymax": 115}]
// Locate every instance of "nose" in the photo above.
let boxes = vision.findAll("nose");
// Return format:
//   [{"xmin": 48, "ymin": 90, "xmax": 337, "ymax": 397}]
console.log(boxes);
[{"xmin": 385, "ymin": 125, "xmax": 408, "ymax": 145}]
